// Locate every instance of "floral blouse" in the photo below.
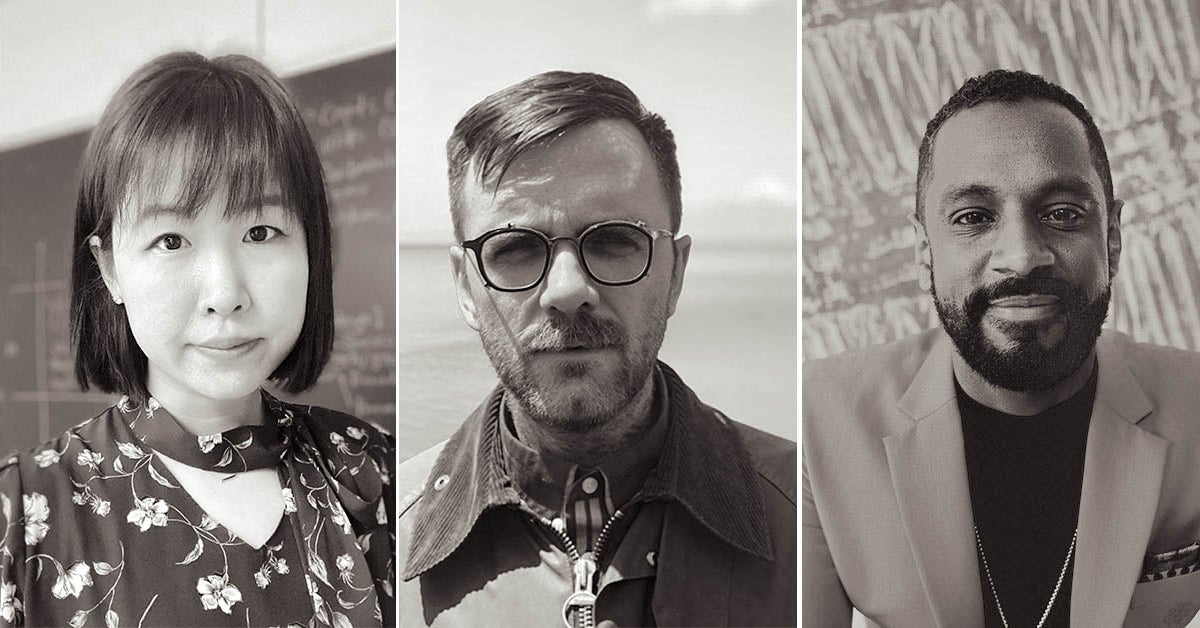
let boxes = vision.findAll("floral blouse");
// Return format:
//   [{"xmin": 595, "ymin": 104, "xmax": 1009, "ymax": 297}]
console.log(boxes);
[{"xmin": 0, "ymin": 391, "xmax": 394, "ymax": 627}]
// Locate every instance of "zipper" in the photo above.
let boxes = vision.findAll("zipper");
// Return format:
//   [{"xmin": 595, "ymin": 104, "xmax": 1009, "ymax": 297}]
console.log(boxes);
[{"xmin": 532, "ymin": 507, "xmax": 628, "ymax": 628}]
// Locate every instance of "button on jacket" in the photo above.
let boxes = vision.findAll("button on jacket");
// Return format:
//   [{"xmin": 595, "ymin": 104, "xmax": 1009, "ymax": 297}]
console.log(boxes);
[{"xmin": 397, "ymin": 362, "xmax": 796, "ymax": 627}]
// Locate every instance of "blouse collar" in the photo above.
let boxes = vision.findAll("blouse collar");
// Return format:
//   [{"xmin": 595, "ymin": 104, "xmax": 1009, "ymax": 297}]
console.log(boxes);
[{"xmin": 116, "ymin": 390, "xmax": 293, "ymax": 473}]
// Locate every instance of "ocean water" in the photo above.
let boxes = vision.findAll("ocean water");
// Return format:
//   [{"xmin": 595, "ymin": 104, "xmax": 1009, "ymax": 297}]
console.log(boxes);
[{"xmin": 397, "ymin": 242, "xmax": 797, "ymax": 461}]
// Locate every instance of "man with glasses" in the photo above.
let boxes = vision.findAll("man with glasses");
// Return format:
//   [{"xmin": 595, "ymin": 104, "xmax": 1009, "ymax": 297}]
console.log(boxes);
[{"xmin": 397, "ymin": 71, "xmax": 796, "ymax": 627}]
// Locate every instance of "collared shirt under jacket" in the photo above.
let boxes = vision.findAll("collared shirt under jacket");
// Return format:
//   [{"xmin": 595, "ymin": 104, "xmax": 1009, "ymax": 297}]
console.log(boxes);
[{"xmin": 397, "ymin": 362, "xmax": 797, "ymax": 627}]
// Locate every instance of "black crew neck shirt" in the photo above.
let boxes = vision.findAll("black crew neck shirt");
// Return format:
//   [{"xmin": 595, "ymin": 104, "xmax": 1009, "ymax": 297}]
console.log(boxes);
[{"xmin": 957, "ymin": 365, "xmax": 1096, "ymax": 628}]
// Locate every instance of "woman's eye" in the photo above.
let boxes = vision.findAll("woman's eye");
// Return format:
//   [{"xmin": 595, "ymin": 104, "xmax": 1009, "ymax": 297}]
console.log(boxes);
[
  {"xmin": 245, "ymin": 225, "xmax": 283, "ymax": 242},
  {"xmin": 152, "ymin": 233, "xmax": 187, "ymax": 251},
  {"xmin": 952, "ymin": 210, "xmax": 993, "ymax": 226}
]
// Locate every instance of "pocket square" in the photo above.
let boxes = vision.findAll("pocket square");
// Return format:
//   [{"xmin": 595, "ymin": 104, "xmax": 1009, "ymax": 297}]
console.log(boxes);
[{"xmin": 1139, "ymin": 540, "xmax": 1200, "ymax": 583}]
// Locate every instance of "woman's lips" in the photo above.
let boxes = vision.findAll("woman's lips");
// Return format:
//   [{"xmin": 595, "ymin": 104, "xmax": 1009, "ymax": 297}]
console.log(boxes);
[{"xmin": 192, "ymin": 338, "xmax": 262, "ymax": 358}]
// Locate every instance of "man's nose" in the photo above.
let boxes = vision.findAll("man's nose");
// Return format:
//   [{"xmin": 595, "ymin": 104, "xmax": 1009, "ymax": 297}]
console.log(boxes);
[
  {"xmin": 538, "ymin": 243, "xmax": 599, "ymax": 314},
  {"xmin": 990, "ymin": 214, "xmax": 1055, "ymax": 277},
  {"xmin": 197, "ymin": 248, "xmax": 249, "ymax": 315}
]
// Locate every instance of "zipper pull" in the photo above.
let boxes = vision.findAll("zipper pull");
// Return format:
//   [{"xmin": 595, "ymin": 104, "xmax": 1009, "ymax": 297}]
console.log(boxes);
[{"xmin": 562, "ymin": 552, "xmax": 598, "ymax": 627}]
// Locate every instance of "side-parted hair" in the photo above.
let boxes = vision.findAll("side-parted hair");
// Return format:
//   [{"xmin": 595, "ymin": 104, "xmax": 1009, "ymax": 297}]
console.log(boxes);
[
  {"xmin": 446, "ymin": 71, "xmax": 681, "ymax": 239},
  {"xmin": 915, "ymin": 69, "xmax": 1113, "ymax": 223},
  {"xmin": 71, "ymin": 52, "xmax": 335, "ymax": 403}
]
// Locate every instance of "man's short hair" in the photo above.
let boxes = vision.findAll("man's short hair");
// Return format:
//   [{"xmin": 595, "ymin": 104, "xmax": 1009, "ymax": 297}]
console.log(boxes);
[
  {"xmin": 915, "ymin": 69, "xmax": 1113, "ymax": 223},
  {"xmin": 71, "ymin": 52, "xmax": 335, "ymax": 403},
  {"xmin": 446, "ymin": 71, "xmax": 681, "ymax": 239}
]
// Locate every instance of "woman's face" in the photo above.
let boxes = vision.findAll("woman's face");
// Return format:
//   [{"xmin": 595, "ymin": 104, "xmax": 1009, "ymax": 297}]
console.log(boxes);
[{"xmin": 94, "ymin": 170, "xmax": 308, "ymax": 414}]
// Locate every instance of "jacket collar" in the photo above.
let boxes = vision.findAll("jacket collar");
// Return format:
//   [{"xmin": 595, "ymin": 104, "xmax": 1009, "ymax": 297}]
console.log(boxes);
[
  {"xmin": 403, "ymin": 361, "xmax": 773, "ymax": 580},
  {"xmin": 885, "ymin": 329, "xmax": 1165, "ymax": 627}
]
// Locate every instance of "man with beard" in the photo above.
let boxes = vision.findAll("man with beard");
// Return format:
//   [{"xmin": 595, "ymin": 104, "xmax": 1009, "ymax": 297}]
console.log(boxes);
[
  {"xmin": 803, "ymin": 70, "xmax": 1200, "ymax": 627},
  {"xmin": 397, "ymin": 71, "xmax": 796, "ymax": 627}
]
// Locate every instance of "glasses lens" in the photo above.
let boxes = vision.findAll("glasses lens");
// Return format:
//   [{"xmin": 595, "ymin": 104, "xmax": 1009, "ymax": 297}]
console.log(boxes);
[
  {"xmin": 480, "ymin": 229, "xmax": 548, "ymax": 289},
  {"xmin": 581, "ymin": 223, "xmax": 653, "ymax": 284}
]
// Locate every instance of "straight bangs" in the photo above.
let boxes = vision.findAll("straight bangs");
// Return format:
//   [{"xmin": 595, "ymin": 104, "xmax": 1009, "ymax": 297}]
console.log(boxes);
[
  {"xmin": 104, "ymin": 71, "xmax": 310, "ymax": 232},
  {"xmin": 74, "ymin": 52, "xmax": 335, "ymax": 400}
]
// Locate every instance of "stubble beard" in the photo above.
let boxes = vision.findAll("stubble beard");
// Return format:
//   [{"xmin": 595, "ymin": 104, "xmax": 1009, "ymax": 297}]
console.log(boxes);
[
  {"xmin": 932, "ymin": 274, "xmax": 1111, "ymax": 392},
  {"xmin": 478, "ymin": 306, "xmax": 668, "ymax": 433}
]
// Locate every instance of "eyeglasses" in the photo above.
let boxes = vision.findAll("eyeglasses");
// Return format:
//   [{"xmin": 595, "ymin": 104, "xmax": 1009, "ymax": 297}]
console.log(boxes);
[{"xmin": 461, "ymin": 220, "xmax": 675, "ymax": 292}]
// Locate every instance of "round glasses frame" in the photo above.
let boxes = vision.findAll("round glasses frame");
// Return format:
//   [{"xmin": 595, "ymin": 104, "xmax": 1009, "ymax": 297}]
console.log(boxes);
[{"xmin": 461, "ymin": 219, "xmax": 676, "ymax": 292}]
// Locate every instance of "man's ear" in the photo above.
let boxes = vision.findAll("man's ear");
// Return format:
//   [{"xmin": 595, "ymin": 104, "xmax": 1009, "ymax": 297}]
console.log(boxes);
[
  {"xmin": 665, "ymin": 234, "xmax": 691, "ymax": 318},
  {"xmin": 1107, "ymin": 199, "xmax": 1124, "ymax": 280},
  {"xmin": 906, "ymin": 213, "xmax": 933, "ymax": 292},
  {"xmin": 449, "ymin": 245, "xmax": 481, "ymax": 331},
  {"xmin": 88, "ymin": 235, "xmax": 123, "ymax": 304}
]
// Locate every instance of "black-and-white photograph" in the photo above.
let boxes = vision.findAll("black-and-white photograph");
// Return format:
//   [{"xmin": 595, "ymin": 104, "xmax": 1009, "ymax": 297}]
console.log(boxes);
[
  {"xmin": 396, "ymin": 0, "xmax": 797, "ymax": 625},
  {"xmin": 802, "ymin": 1, "xmax": 1200, "ymax": 626},
  {"xmin": 0, "ymin": 2, "xmax": 397, "ymax": 626}
]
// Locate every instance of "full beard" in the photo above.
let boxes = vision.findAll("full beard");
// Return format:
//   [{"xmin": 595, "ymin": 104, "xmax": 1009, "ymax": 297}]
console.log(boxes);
[
  {"xmin": 478, "ymin": 307, "xmax": 667, "ymax": 433},
  {"xmin": 933, "ymin": 275, "xmax": 1110, "ymax": 391}
]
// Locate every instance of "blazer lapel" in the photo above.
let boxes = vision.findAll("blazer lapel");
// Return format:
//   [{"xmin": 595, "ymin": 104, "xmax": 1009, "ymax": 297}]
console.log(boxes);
[
  {"xmin": 1070, "ymin": 333, "xmax": 1167, "ymax": 627},
  {"xmin": 884, "ymin": 334, "xmax": 985, "ymax": 628}
]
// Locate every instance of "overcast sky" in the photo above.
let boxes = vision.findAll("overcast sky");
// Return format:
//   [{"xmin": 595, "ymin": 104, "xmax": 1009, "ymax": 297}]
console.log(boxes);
[{"xmin": 397, "ymin": 0, "xmax": 796, "ymax": 244}]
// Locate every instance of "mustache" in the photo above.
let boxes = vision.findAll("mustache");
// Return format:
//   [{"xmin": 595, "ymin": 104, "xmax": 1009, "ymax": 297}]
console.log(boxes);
[
  {"xmin": 981, "ymin": 276, "xmax": 1073, "ymax": 301},
  {"xmin": 520, "ymin": 312, "xmax": 626, "ymax": 352},
  {"xmin": 964, "ymin": 276, "xmax": 1085, "ymax": 315}
]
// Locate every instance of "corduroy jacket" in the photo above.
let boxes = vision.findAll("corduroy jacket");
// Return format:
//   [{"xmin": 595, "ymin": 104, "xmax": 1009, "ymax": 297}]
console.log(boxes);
[{"xmin": 397, "ymin": 362, "xmax": 797, "ymax": 627}]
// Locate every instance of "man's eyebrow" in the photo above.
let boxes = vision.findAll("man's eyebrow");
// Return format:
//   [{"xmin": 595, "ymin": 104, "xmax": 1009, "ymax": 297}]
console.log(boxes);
[
  {"xmin": 1034, "ymin": 175, "xmax": 1099, "ymax": 200},
  {"xmin": 939, "ymin": 183, "xmax": 998, "ymax": 207}
]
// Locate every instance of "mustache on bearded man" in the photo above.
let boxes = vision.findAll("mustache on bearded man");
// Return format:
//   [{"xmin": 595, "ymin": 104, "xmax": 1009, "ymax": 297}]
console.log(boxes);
[{"xmin": 520, "ymin": 312, "xmax": 627, "ymax": 353}]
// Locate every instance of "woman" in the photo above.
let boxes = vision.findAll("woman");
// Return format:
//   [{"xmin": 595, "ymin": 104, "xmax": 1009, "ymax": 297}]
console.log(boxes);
[{"xmin": 0, "ymin": 53, "xmax": 394, "ymax": 627}]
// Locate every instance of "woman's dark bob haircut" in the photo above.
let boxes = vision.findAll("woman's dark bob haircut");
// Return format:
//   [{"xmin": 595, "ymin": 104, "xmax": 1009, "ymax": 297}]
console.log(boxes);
[{"xmin": 71, "ymin": 51, "xmax": 335, "ymax": 403}]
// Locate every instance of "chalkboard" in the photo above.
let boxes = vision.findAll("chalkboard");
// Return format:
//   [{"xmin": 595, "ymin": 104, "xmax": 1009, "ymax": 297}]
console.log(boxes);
[
  {"xmin": 0, "ymin": 49, "xmax": 396, "ymax": 453},
  {"xmin": 802, "ymin": 0, "xmax": 1200, "ymax": 361}
]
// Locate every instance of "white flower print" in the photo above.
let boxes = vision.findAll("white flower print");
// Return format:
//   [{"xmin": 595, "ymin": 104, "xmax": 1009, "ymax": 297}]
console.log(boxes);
[
  {"xmin": 0, "ymin": 580, "xmax": 21, "ymax": 623},
  {"xmin": 376, "ymin": 500, "xmax": 387, "ymax": 525},
  {"xmin": 196, "ymin": 573, "xmax": 242, "ymax": 614},
  {"xmin": 329, "ymin": 431, "xmax": 351, "ymax": 454},
  {"xmin": 76, "ymin": 449, "xmax": 104, "ymax": 470},
  {"xmin": 146, "ymin": 396, "xmax": 161, "ymax": 417},
  {"xmin": 277, "ymin": 409, "xmax": 295, "ymax": 427},
  {"xmin": 23, "ymin": 493, "xmax": 50, "ymax": 545},
  {"xmin": 305, "ymin": 574, "xmax": 324, "ymax": 611},
  {"xmin": 126, "ymin": 497, "xmax": 169, "ymax": 531},
  {"xmin": 91, "ymin": 499, "xmax": 111, "ymax": 517},
  {"xmin": 281, "ymin": 488, "xmax": 297, "ymax": 515},
  {"xmin": 275, "ymin": 558, "xmax": 289, "ymax": 574},
  {"xmin": 51, "ymin": 562, "xmax": 93, "ymax": 599},
  {"xmin": 254, "ymin": 568, "xmax": 270, "ymax": 589},
  {"xmin": 329, "ymin": 501, "xmax": 352, "ymax": 535},
  {"xmin": 117, "ymin": 395, "xmax": 136, "ymax": 413},
  {"xmin": 336, "ymin": 554, "xmax": 354, "ymax": 584},
  {"xmin": 345, "ymin": 426, "xmax": 366, "ymax": 440},
  {"xmin": 116, "ymin": 441, "xmax": 146, "ymax": 459},
  {"xmin": 197, "ymin": 434, "xmax": 223, "ymax": 454},
  {"xmin": 68, "ymin": 609, "xmax": 88, "ymax": 628},
  {"xmin": 33, "ymin": 449, "xmax": 60, "ymax": 467}
]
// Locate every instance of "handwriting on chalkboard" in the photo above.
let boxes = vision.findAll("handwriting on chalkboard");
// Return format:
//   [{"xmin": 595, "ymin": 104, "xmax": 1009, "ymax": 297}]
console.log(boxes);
[
  {"xmin": 287, "ymin": 50, "xmax": 397, "ymax": 427},
  {"xmin": 803, "ymin": 0, "xmax": 1200, "ymax": 361}
]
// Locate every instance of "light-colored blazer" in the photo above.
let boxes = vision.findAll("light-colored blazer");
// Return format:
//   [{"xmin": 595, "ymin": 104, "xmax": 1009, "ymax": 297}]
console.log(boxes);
[{"xmin": 803, "ymin": 328, "xmax": 1200, "ymax": 628}]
